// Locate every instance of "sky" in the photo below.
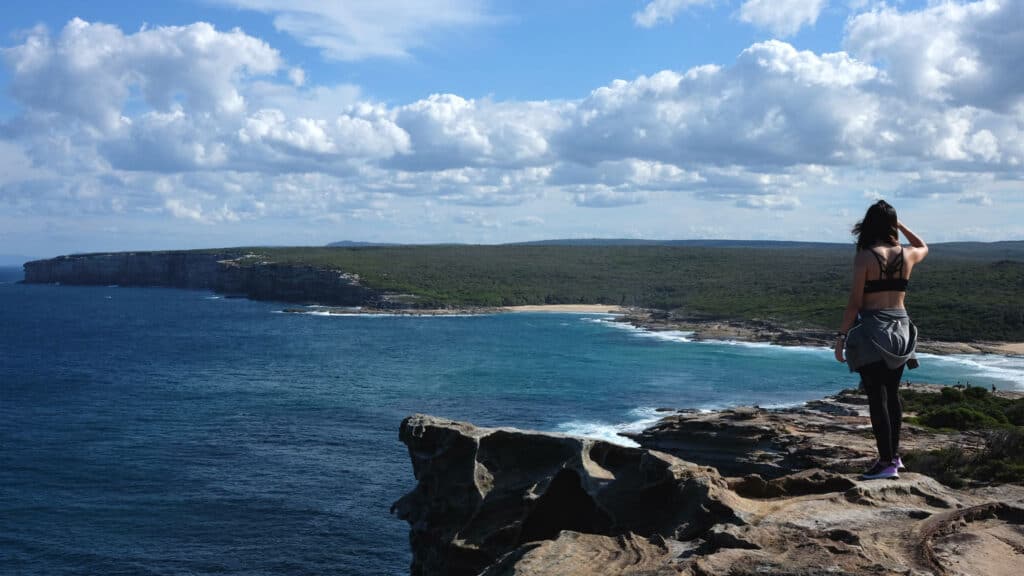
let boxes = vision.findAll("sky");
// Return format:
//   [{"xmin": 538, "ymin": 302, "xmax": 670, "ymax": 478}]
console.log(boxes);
[{"xmin": 0, "ymin": 0, "xmax": 1022, "ymax": 258}]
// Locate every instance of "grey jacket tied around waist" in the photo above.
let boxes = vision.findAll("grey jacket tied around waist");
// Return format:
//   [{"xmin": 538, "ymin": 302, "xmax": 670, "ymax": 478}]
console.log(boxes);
[{"xmin": 845, "ymin": 308, "xmax": 918, "ymax": 372}]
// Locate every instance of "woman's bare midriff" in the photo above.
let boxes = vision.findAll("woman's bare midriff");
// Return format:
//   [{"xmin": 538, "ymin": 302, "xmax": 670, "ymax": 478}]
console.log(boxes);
[{"xmin": 861, "ymin": 291, "xmax": 906, "ymax": 311}]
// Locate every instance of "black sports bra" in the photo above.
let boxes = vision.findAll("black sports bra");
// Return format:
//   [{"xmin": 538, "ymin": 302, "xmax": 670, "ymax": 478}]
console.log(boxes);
[{"xmin": 864, "ymin": 246, "xmax": 908, "ymax": 293}]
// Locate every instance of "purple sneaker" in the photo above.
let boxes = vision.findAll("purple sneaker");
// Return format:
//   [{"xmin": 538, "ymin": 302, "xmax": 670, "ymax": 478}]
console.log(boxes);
[
  {"xmin": 893, "ymin": 456, "xmax": 906, "ymax": 471},
  {"xmin": 861, "ymin": 461, "xmax": 899, "ymax": 480}
]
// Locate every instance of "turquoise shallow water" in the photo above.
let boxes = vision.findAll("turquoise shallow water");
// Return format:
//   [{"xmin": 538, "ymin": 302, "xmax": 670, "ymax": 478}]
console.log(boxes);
[{"xmin": 1, "ymin": 274, "xmax": 1021, "ymax": 575}]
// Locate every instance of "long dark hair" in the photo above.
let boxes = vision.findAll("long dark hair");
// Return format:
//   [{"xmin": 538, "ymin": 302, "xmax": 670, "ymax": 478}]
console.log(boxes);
[{"xmin": 853, "ymin": 200, "xmax": 898, "ymax": 251}]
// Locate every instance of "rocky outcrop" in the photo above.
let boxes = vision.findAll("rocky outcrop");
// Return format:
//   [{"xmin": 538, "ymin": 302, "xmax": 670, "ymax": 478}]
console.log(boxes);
[
  {"xmin": 392, "ymin": 414, "xmax": 750, "ymax": 576},
  {"xmin": 620, "ymin": 310, "xmax": 834, "ymax": 348},
  {"xmin": 623, "ymin": 391, "xmax": 985, "ymax": 479},
  {"xmin": 22, "ymin": 252, "xmax": 382, "ymax": 306},
  {"xmin": 394, "ymin": 400, "xmax": 1024, "ymax": 575}
]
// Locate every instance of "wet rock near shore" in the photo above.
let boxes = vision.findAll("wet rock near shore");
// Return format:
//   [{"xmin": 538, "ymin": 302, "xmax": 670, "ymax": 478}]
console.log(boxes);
[{"xmin": 618, "ymin": 310, "xmax": 835, "ymax": 348}]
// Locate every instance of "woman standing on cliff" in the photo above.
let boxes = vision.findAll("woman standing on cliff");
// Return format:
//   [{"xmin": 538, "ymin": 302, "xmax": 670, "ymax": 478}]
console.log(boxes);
[{"xmin": 834, "ymin": 200, "xmax": 928, "ymax": 480}]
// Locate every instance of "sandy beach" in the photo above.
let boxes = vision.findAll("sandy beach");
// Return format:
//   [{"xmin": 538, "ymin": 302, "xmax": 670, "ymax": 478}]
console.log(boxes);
[
  {"xmin": 990, "ymin": 342, "xmax": 1024, "ymax": 355},
  {"xmin": 917, "ymin": 340, "xmax": 1024, "ymax": 356},
  {"xmin": 501, "ymin": 304, "xmax": 625, "ymax": 314}
]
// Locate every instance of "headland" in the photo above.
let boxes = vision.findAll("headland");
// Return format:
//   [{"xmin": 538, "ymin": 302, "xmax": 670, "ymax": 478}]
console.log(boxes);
[
  {"xmin": 21, "ymin": 243, "xmax": 1024, "ymax": 353},
  {"xmin": 394, "ymin": 384, "xmax": 1024, "ymax": 575}
]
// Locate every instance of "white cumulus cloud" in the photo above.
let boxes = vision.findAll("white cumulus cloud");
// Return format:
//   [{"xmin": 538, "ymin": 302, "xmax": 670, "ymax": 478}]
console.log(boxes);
[
  {"xmin": 738, "ymin": 0, "xmax": 827, "ymax": 37},
  {"xmin": 633, "ymin": 0, "xmax": 716, "ymax": 28},
  {"xmin": 845, "ymin": 0, "xmax": 1023, "ymax": 111},
  {"xmin": 2, "ymin": 3, "xmax": 1023, "ymax": 242},
  {"xmin": 210, "ymin": 0, "xmax": 491, "ymax": 60},
  {"xmin": 3, "ymin": 18, "xmax": 281, "ymax": 133}
]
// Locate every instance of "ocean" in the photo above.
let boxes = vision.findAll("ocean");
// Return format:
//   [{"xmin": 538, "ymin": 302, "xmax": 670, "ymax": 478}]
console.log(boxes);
[{"xmin": 2, "ymin": 267, "xmax": 1021, "ymax": 575}]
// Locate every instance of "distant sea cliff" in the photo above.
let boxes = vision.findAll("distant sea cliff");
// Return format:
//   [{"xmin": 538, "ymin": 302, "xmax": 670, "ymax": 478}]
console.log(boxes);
[{"xmin": 22, "ymin": 251, "xmax": 381, "ymax": 306}]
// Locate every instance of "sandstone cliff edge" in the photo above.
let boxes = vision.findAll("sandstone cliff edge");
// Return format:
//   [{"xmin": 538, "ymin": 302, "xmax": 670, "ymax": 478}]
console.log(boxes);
[{"xmin": 393, "ymin": 393, "xmax": 1024, "ymax": 576}]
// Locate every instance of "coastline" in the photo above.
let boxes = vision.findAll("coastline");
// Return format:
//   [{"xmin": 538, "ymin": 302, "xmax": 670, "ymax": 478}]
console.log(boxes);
[
  {"xmin": 500, "ymin": 304, "xmax": 625, "ymax": 314},
  {"xmin": 617, "ymin": 309, "xmax": 1024, "ymax": 357},
  {"xmin": 281, "ymin": 303, "xmax": 627, "ymax": 316},
  {"xmin": 281, "ymin": 303, "xmax": 1024, "ymax": 358}
]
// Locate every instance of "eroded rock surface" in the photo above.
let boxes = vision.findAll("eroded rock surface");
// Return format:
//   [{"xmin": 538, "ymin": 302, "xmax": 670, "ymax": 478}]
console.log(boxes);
[
  {"xmin": 624, "ymin": 392, "xmax": 985, "ymax": 478},
  {"xmin": 392, "ymin": 415, "xmax": 750, "ymax": 576},
  {"xmin": 394, "ymin": 405, "xmax": 1024, "ymax": 576}
]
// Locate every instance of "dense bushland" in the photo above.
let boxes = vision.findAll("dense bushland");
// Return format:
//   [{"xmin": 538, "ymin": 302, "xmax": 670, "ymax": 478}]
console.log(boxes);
[{"xmin": 231, "ymin": 242, "xmax": 1024, "ymax": 341}]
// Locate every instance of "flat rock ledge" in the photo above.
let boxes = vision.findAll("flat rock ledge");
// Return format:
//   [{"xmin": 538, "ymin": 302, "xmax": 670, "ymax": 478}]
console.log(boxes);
[{"xmin": 393, "ymin": 399, "xmax": 1024, "ymax": 576}]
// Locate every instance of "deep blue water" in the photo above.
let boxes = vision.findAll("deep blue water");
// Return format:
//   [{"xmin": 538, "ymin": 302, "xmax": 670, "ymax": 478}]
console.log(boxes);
[{"xmin": 2, "ymin": 272, "xmax": 1021, "ymax": 575}]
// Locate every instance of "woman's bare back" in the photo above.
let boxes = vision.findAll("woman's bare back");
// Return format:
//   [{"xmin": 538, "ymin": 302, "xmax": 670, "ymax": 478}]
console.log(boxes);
[{"xmin": 860, "ymin": 242, "xmax": 922, "ymax": 311}]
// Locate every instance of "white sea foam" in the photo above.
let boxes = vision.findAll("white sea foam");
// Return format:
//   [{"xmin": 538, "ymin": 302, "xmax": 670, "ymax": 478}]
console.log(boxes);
[
  {"xmin": 582, "ymin": 317, "xmax": 695, "ymax": 342},
  {"xmin": 554, "ymin": 407, "xmax": 670, "ymax": 448},
  {"xmin": 916, "ymin": 353, "xmax": 1024, "ymax": 389},
  {"xmin": 581, "ymin": 317, "xmax": 631, "ymax": 328},
  {"xmin": 636, "ymin": 330, "xmax": 694, "ymax": 343},
  {"xmin": 586, "ymin": 317, "xmax": 832, "ymax": 352},
  {"xmin": 695, "ymin": 338, "xmax": 830, "ymax": 355},
  {"xmin": 752, "ymin": 400, "xmax": 808, "ymax": 410},
  {"xmin": 584, "ymin": 315, "xmax": 1024, "ymax": 388},
  {"xmin": 672, "ymin": 399, "xmax": 811, "ymax": 414},
  {"xmin": 204, "ymin": 295, "xmax": 222, "ymax": 300}
]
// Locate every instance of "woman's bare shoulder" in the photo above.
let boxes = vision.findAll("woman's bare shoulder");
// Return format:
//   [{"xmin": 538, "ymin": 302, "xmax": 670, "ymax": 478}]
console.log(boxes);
[{"xmin": 903, "ymin": 244, "xmax": 928, "ymax": 263}]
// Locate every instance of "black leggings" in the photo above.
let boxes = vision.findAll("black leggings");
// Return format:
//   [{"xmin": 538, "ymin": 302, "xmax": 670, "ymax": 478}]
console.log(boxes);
[{"xmin": 859, "ymin": 361, "xmax": 905, "ymax": 462}]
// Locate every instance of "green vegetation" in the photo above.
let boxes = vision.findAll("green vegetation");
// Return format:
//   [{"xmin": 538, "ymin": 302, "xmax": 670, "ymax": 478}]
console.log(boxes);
[
  {"xmin": 904, "ymin": 429, "xmax": 1024, "ymax": 487},
  {"xmin": 902, "ymin": 386, "xmax": 1024, "ymax": 430},
  {"xmin": 225, "ymin": 243, "xmax": 1024, "ymax": 341},
  {"xmin": 900, "ymin": 386, "xmax": 1024, "ymax": 486}
]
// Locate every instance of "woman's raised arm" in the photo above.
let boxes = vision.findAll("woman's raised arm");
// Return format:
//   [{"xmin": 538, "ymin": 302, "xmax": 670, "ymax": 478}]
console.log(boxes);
[{"xmin": 898, "ymin": 220, "xmax": 928, "ymax": 262}]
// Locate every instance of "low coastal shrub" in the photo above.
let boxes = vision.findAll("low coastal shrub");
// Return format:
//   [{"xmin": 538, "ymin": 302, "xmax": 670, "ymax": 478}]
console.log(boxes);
[
  {"xmin": 901, "ymin": 386, "xmax": 1022, "ymax": 431},
  {"xmin": 940, "ymin": 387, "xmax": 964, "ymax": 403},
  {"xmin": 899, "ymin": 386, "xmax": 1024, "ymax": 486},
  {"xmin": 1005, "ymin": 403, "xmax": 1024, "ymax": 426},
  {"xmin": 906, "ymin": 428, "xmax": 1024, "ymax": 487},
  {"xmin": 919, "ymin": 406, "xmax": 1005, "ymax": 430},
  {"xmin": 903, "ymin": 447, "xmax": 970, "ymax": 489}
]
